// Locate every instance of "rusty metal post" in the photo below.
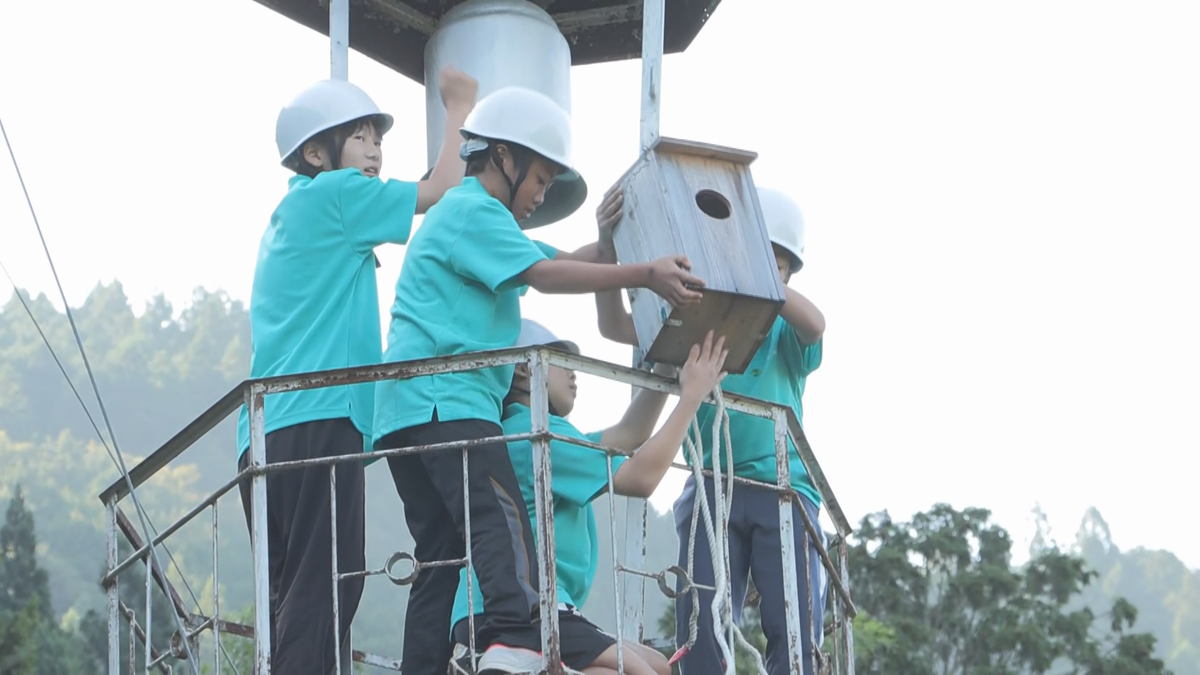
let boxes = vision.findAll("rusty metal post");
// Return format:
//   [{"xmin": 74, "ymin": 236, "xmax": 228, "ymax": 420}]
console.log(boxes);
[
  {"xmin": 774, "ymin": 409, "xmax": 803, "ymax": 675},
  {"xmin": 145, "ymin": 542, "xmax": 153, "ymax": 673},
  {"xmin": 248, "ymin": 384, "xmax": 272, "ymax": 674},
  {"xmin": 620, "ymin": 499, "xmax": 648, "ymax": 644},
  {"xmin": 211, "ymin": 505, "xmax": 221, "ymax": 675},
  {"xmin": 839, "ymin": 540, "xmax": 856, "ymax": 675},
  {"xmin": 528, "ymin": 347, "xmax": 562, "ymax": 672},
  {"xmin": 605, "ymin": 454, "xmax": 628, "ymax": 675},
  {"xmin": 462, "ymin": 446, "xmax": 479, "ymax": 670},
  {"xmin": 107, "ymin": 497, "xmax": 120, "ymax": 675},
  {"xmin": 330, "ymin": 465, "xmax": 342, "ymax": 675}
]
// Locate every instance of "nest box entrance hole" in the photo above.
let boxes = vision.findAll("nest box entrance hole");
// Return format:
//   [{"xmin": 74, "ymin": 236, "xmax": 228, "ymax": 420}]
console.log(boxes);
[{"xmin": 695, "ymin": 189, "xmax": 732, "ymax": 220}]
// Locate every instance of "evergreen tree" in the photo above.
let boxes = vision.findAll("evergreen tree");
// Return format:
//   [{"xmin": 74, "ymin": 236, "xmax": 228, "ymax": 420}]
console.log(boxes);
[
  {"xmin": 0, "ymin": 486, "xmax": 92, "ymax": 674},
  {"xmin": 0, "ymin": 486, "xmax": 52, "ymax": 616}
]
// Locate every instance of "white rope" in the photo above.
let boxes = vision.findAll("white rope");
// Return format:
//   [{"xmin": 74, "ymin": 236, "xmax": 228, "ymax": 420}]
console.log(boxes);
[{"xmin": 674, "ymin": 386, "xmax": 769, "ymax": 675}]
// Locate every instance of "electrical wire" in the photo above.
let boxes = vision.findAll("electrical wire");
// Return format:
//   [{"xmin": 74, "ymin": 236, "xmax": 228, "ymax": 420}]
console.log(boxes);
[
  {"xmin": 1, "ymin": 256, "xmax": 243, "ymax": 675},
  {"xmin": 1, "ymin": 113, "xmax": 220, "ymax": 674}
]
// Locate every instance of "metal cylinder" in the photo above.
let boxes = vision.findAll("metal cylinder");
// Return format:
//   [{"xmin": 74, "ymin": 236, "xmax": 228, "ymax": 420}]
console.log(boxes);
[{"xmin": 423, "ymin": 0, "xmax": 573, "ymax": 168}]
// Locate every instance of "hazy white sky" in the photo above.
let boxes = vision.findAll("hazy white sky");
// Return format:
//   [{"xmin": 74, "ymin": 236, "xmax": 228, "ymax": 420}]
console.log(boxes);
[{"xmin": 2, "ymin": 1, "xmax": 1198, "ymax": 567}]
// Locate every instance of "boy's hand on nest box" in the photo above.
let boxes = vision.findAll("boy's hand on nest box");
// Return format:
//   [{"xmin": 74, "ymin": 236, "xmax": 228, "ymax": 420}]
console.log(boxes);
[
  {"xmin": 646, "ymin": 256, "xmax": 704, "ymax": 307},
  {"xmin": 595, "ymin": 186, "xmax": 623, "ymax": 263},
  {"xmin": 596, "ymin": 185, "xmax": 624, "ymax": 241},
  {"xmin": 439, "ymin": 65, "xmax": 479, "ymax": 112}
]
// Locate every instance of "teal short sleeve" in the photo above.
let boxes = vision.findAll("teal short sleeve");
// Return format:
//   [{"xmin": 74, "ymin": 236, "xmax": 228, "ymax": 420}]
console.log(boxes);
[
  {"xmin": 779, "ymin": 323, "xmax": 823, "ymax": 377},
  {"xmin": 514, "ymin": 241, "xmax": 560, "ymax": 297},
  {"xmin": 338, "ymin": 171, "xmax": 418, "ymax": 256},
  {"xmin": 552, "ymin": 430, "xmax": 626, "ymax": 506},
  {"xmin": 450, "ymin": 202, "xmax": 550, "ymax": 293}
]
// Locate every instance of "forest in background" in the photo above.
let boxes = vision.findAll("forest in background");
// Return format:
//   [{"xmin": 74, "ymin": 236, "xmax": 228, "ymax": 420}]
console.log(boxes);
[{"xmin": 1, "ymin": 282, "xmax": 1197, "ymax": 673}]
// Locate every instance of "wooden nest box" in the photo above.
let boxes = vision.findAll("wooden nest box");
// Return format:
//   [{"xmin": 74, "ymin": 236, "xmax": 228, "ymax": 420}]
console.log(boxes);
[{"xmin": 610, "ymin": 138, "xmax": 786, "ymax": 375}]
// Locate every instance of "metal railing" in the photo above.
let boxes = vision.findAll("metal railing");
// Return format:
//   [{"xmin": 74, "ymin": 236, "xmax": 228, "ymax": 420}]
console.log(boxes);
[{"xmin": 99, "ymin": 346, "xmax": 857, "ymax": 675}]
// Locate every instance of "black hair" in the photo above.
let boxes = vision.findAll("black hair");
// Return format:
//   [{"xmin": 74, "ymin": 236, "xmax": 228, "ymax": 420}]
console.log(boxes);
[
  {"xmin": 772, "ymin": 242, "xmax": 802, "ymax": 275},
  {"xmin": 464, "ymin": 139, "xmax": 536, "ymax": 177},
  {"xmin": 283, "ymin": 115, "xmax": 385, "ymax": 178}
]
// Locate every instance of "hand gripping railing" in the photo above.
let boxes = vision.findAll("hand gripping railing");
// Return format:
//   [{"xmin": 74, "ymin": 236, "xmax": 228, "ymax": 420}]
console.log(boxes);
[{"xmin": 98, "ymin": 346, "xmax": 857, "ymax": 675}]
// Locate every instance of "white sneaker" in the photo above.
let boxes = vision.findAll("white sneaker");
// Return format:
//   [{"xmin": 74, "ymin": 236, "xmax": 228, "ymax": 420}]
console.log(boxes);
[{"xmin": 476, "ymin": 645, "xmax": 550, "ymax": 675}]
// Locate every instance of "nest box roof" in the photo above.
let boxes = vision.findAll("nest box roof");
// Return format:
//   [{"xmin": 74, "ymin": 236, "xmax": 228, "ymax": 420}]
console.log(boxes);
[
  {"xmin": 651, "ymin": 137, "xmax": 758, "ymax": 164},
  {"xmin": 251, "ymin": 0, "xmax": 723, "ymax": 84}
]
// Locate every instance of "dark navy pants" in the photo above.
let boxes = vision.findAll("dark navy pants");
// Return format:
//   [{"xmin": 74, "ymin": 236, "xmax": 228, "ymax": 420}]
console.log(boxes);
[
  {"xmin": 238, "ymin": 417, "xmax": 364, "ymax": 675},
  {"xmin": 380, "ymin": 413, "xmax": 542, "ymax": 675},
  {"xmin": 673, "ymin": 475, "xmax": 828, "ymax": 675}
]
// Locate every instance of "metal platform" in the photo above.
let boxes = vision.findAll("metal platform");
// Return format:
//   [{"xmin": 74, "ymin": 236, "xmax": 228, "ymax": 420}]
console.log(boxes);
[{"xmin": 251, "ymin": 0, "xmax": 724, "ymax": 83}]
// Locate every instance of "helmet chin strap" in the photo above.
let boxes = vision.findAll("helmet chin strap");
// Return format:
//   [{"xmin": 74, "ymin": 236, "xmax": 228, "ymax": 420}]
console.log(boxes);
[{"xmin": 489, "ymin": 145, "xmax": 533, "ymax": 212}]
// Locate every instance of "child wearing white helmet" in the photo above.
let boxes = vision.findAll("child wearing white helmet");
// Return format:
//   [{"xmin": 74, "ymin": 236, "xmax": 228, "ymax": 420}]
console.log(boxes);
[
  {"xmin": 594, "ymin": 186, "xmax": 829, "ymax": 675},
  {"xmin": 235, "ymin": 67, "xmax": 477, "ymax": 675},
  {"xmin": 447, "ymin": 321, "xmax": 728, "ymax": 675},
  {"xmin": 371, "ymin": 85, "xmax": 707, "ymax": 675}
]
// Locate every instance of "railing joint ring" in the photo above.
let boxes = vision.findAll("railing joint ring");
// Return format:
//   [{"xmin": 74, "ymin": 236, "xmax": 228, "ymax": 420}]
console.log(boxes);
[{"xmin": 384, "ymin": 551, "xmax": 420, "ymax": 586}]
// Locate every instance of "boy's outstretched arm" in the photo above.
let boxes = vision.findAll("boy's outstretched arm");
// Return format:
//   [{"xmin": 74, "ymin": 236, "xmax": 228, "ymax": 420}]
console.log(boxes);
[
  {"xmin": 599, "ymin": 362, "xmax": 678, "ymax": 452},
  {"xmin": 416, "ymin": 66, "xmax": 478, "ymax": 214},
  {"xmin": 554, "ymin": 241, "xmax": 606, "ymax": 264},
  {"xmin": 611, "ymin": 333, "xmax": 728, "ymax": 499},
  {"xmin": 521, "ymin": 255, "xmax": 704, "ymax": 308},
  {"xmin": 780, "ymin": 286, "xmax": 825, "ymax": 346},
  {"xmin": 592, "ymin": 186, "xmax": 640, "ymax": 345}
]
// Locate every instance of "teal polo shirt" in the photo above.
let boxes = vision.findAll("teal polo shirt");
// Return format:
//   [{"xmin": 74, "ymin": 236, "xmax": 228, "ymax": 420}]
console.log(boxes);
[
  {"xmin": 692, "ymin": 316, "xmax": 824, "ymax": 505},
  {"xmin": 372, "ymin": 178, "xmax": 557, "ymax": 444},
  {"xmin": 450, "ymin": 404, "xmax": 626, "ymax": 633},
  {"xmin": 236, "ymin": 168, "xmax": 417, "ymax": 458}
]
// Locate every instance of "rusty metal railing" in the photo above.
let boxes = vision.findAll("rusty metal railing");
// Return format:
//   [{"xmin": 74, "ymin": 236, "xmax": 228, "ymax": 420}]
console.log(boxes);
[{"xmin": 98, "ymin": 346, "xmax": 856, "ymax": 675}]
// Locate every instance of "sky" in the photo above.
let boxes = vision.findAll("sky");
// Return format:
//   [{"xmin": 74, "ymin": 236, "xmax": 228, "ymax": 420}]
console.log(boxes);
[{"xmin": 2, "ymin": 0, "xmax": 1198, "ymax": 568}]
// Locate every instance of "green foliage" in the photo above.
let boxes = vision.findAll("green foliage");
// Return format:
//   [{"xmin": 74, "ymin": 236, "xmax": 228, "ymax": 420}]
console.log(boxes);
[
  {"xmin": 0, "ymin": 597, "xmax": 42, "ymax": 675},
  {"xmin": 655, "ymin": 504, "xmax": 1181, "ymax": 674},
  {"xmin": 1068, "ymin": 508, "xmax": 1200, "ymax": 675},
  {"xmin": 1, "ymin": 486, "xmax": 51, "ymax": 616},
  {"xmin": 848, "ymin": 503, "xmax": 1171, "ymax": 675},
  {"xmin": 0, "ymin": 488, "xmax": 94, "ymax": 675}
]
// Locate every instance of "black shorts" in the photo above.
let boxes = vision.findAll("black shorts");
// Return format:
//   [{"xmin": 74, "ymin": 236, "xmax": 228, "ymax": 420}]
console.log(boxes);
[{"xmin": 451, "ymin": 606, "xmax": 617, "ymax": 671}]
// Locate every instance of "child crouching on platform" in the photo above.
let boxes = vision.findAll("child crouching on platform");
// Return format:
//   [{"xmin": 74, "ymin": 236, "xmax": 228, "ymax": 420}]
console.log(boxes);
[
  {"xmin": 594, "ymin": 186, "xmax": 829, "ymax": 675},
  {"xmin": 371, "ymin": 86, "xmax": 707, "ymax": 675},
  {"xmin": 449, "ymin": 320, "xmax": 728, "ymax": 675}
]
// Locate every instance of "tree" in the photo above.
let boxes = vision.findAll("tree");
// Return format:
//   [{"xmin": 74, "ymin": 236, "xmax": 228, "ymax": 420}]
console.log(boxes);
[
  {"xmin": 848, "ymin": 503, "xmax": 1171, "ymax": 675},
  {"xmin": 0, "ymin": 486, "xmax": 91, "ymax": 675},
  {"xmin": 0, "ymin": 486, "xmax": 51, "ymax": 617}
]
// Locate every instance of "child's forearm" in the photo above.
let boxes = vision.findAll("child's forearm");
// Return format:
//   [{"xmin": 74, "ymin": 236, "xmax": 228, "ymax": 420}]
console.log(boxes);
[
  {"xmin": 780, "ymin": 286, "xmax": 825, "ymax": 346},
  {"xmin": 522, "ymin": 258, "xmax": 649, "ymax": 295},
  {"xmin": 556, "ymin": 241, "xmax": 605, "ymax": 264},
  {"xmin": 601, "ymin": 365, "xmax": 674, "ymax": 452},
  {"xmin": 612, "ymin": 390, "xmax": 706, "ymax": 499},
  {"xmin": 595, "ymin": 289, "xmax": 637, "ymax": 345},
  {"xmin": 416, "ymin": 103, "xmax": 472, "ymax": 213},
  {"xmin": 592, "ymin": 237, "xmax": 639, "ymax": 344}
]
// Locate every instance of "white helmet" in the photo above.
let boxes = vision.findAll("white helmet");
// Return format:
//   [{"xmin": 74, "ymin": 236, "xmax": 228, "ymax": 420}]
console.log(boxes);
[
  {"xmin": 459, "ymin": 87, "xmax": 587, "ymax": 229},
  {"xmin": 275, "ymin": 80, "xmax": 395, "ymax": 165},
  {"xmin": 516, "ymin": 319, "xmax": 580, "ymax": 355},
  {"xmin": 758, "ymin": 187, "xmax": 806, "ymax": 274}
]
